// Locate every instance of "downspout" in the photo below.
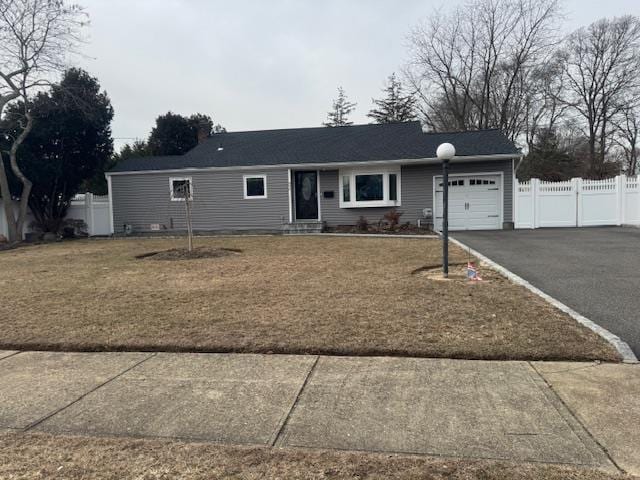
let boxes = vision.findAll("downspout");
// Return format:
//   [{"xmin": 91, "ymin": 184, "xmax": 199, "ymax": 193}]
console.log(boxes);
[
  {"xmin": 512, "ymin": 155, "xmax": 524, "ymax": 229},
  {"xmin": 513, "ymin": 154, "xmax": 525, "ymax": 175},
  {"xmin": 106, "ymin": 173, "xmax": 114, "ymax": 235}
]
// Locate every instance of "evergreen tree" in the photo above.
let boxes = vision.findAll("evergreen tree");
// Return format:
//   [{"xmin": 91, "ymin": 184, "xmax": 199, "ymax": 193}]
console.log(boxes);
[
  {"xmin": 323, "ymin": 87, "xmax": 357, "ymax": 127},
  {"xmin": 367, "ymin": 73, "xmax": 417, "ymax": 124},
  {"xmin": 517, "ymin": 129, "xmax": 584, "ymax": 181},
  {"xmin": 148, "ymin": 112, "xmax": 216, "ymax": 155},
  {"xmin": 1, "ymin": 68, "xmax": 114, "ymax": 233},
  {"xmin": 84, "ymin": 140, "xmax": 149, "ymax": 194},
  {"xmin": 92, "ymin": 113, "xmax": 225, "ymax": 192}
]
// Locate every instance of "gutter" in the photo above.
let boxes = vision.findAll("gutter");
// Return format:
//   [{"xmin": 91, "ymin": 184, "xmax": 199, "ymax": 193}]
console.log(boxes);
[{"xmin": 105, "ymin": 153, "xmax": 521, "ymax": 177}]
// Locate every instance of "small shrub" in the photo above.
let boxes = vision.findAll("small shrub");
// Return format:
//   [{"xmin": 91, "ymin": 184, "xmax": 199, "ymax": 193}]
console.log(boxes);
[
  {"xmin": 61, "ymin": 219, "xmax": 89, "ymax": 238},
  {"xmin": 356, "ymin": 216, "xmax": 369, "ymax": 232},
  {"xmin": 383, "ymin": 209, "xmax": 403, "ymax": 230}
]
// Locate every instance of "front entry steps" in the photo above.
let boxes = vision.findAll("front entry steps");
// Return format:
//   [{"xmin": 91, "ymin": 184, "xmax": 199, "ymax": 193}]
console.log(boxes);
[{"xmin": 283, "ymin": 221, "xmax": 325, "ymax": 234}]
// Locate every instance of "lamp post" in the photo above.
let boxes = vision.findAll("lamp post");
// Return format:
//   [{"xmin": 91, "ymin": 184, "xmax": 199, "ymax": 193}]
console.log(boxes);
[{"xmin": 436, "ymin": 143, "xmax": 456, "ymax": 278}]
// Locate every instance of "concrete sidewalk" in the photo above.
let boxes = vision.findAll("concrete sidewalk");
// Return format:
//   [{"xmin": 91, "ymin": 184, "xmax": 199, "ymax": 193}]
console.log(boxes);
[{"xmin": 0, "ymin": 350, "xmax": 638, "ymax": 475}]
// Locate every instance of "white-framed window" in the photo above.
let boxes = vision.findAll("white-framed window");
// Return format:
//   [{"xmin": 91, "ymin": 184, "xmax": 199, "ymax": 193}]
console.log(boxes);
[
  {"xmin": 169, "ymin": 177, "xmax": 193, "ymax": 201},
  {"xmin": 469, "ymin": 178, "xmax": 496, "ymax": 185},
  {"xmin": 339, "ymin": 168, "xmax": 401, "ymax": 208},
  {"xmin": 438, "ymin": 179, "xmax": 465, "ymax": 187},
  {"xmin": 243, "ymin": 174, "xmax": 267, "ymax": 199}
]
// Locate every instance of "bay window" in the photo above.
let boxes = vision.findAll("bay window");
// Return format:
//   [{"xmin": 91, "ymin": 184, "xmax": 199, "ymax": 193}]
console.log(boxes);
[
  {"xmin": 389, "ymin": 174, "xmax": 398, "ymax": 201},
  {"xmin": 339, "ymin": 168, "xmax": 401, "ymax": 207},
  {"xmin": 355, "ymin": 174, "xmax": 383, "ymax": 201},
  {"xmin": 342, "ymin": 175, "xmax": 350, "ymax": 202}
]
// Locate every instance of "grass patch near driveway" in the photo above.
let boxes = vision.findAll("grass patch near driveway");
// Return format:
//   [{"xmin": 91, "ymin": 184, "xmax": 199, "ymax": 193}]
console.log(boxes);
[
  {"xmin": 0, "ymin": 236, "xmax": 619, "ymax": 361},
  {"xmin": 0, "ymin": 433, "xmax": 631, "ymax": 480}
]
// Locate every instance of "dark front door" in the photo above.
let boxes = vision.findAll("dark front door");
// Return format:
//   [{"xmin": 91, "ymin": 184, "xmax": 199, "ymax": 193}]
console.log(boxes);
[{"xmin": 294, "ymin": 171, "xmax": 318, "ymax": 220}]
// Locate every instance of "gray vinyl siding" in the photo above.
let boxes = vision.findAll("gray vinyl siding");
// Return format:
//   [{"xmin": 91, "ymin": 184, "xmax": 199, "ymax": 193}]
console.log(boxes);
[
  {"xmin": 111, "ymin": 169, "xmax": 289, "ymax": 233},
  {"xmin": 111, "ymin": 159, "xmax": 514, "ymax": 234},
  {"xmin": 319, "ymin": 159, "xmax": 514, "ymax": 226}
]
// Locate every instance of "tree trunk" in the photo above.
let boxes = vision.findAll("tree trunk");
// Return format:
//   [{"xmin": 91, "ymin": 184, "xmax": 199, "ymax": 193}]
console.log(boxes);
[
  {"xmin": 5, "ymin": 111, "xmax": 34, "ymax": 242},
  {"xmin": 598, "ymin": 113, "xmax": 608, "ymax": 178},
  {"xmin": 0, "ymin": 94, "xmax": 21, "ymax": 243},
  {"xmin": 0, "ymin": 154, "xmax": 19, "ymax": 242},
  {"xmin": 185, "ymin": 193, "xmax": 193, "ymax": 252}
]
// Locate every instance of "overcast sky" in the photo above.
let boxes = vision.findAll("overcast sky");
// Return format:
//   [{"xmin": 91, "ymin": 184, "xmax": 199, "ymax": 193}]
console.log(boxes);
[{"xmin": 77, "ymin": 0, "xmax": 640, "ymax": 150}]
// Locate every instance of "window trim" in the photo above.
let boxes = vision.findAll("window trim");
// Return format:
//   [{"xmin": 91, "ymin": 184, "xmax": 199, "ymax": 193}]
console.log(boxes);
[
  {"xmin": 243, "ymin": 174, "xmax": 268, "ymax": 199},
  {"xmin": 338, "ymin": 167, "xmax": 401, "ymax": 208},
  {"xmin": 169, "ymin": 177, "xmax": 193, "ymax": 202}
]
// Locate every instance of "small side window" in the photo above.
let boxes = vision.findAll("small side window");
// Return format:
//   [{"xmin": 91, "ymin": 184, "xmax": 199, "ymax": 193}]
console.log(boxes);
[
  {"xmin": 170, "ymin": 178, "xmax": 192, "ymax": 201},
  {"xmin": 244, "ymin": 175, "xmax": 267, "ymax": 199}
]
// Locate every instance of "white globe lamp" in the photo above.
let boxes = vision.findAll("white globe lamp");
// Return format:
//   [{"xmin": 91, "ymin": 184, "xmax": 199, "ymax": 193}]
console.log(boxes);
[{"xmin": 436, "ymin": 142, "xmax": 456, "ymax": 161}]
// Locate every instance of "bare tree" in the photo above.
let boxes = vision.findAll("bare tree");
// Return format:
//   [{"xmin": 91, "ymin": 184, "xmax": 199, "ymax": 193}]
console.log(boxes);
[
  {"xmin": 405, "ymin": 7, "xmax": 478, "ymax": 131},
  {"xmin": 0, "ymin": 0, "xmax": 85, "ymax": 243},
  {"xmin": 613, "ymin": 103, "xmax": 639, "ymax": 175},
  {"xmin": 522, "ymin": 52, "xmax": 570, "ymax": 151},
  {"xmin": 564, "ymin": 16, "xmax": 640, "ymax": 178},
  {"xmin": 405, "ymin": 0, "xmax": 562, "ymax": 141}
]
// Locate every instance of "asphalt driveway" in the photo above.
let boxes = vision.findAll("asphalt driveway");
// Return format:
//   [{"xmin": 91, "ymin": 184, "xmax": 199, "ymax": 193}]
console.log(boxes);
[{"xmin": 453, "ymin": 227, "xmax": 640, "ymax": 357}]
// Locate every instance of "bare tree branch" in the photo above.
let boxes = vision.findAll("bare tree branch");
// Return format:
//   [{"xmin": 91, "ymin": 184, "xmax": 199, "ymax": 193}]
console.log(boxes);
[
  {"xmin": 405, "ymin": 0, "xmax": 562, "ymax": 142},
  {"xmin": 0, "ymin": 0, "xmax": 86, "ymax": 243}
]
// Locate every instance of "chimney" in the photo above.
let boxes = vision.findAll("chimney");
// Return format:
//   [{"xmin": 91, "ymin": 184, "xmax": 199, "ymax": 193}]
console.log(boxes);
[{"xmin": 197, "ymin": 121, "xmax": 210, "ymax": 144}]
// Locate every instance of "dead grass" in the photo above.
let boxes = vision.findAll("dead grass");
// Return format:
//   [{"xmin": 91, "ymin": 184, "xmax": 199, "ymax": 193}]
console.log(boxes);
[
  {"xmin": 0, "ymin": 432, "xmax": 632, "ymax": 480},
  {"xmin": 0, "ymin": 235, "xmax": 619, "ymax": 361}
]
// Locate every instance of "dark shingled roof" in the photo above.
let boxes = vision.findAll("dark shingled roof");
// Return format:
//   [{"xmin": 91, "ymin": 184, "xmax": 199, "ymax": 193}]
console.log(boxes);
[{"xmin": 110, "ymin": 121, "xmax": 520, "ymax": 173}]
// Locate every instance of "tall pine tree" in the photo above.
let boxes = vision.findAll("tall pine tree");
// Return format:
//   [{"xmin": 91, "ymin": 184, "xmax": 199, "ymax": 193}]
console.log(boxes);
[
  {"xmin": 323, "ymin": 87, "xmax": 357, "ymax": 127},
  {"xmin": 367, "ymin": 73, "xmax": 417, "ymax": 124}
]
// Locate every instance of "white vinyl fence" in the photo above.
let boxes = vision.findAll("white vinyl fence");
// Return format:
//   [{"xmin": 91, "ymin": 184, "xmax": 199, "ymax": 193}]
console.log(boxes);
[
  {"xmin": 515, "ymin": 175, "xmax": 640, "ymax": 229},
  {"xmin": 67, "ymin": 193, "xmax": 111, "ymax": 236},
  {"xmin": 0, "ymin": 193, "xmax": 111, "ymax": 239}
]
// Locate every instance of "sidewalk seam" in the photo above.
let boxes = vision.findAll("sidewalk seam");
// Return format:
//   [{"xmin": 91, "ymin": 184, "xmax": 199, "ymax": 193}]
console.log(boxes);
[
  {"xmin": 450, "ymin": 235, "xmax": 638, "ymax": 363},
  {"xmin": 528, "ymin": 361, "xmax": 624, "ymax": 474},
  {"xmin": 269, "ymin": 355, "xmax": 319, "ymax": 447},
  {"xmin": 0, "ymin": 351, "xmax": 21, "ymax": 362},
  {"xmin": 22, "ymin": 352, "xmax": 157, "ymax": 432}
]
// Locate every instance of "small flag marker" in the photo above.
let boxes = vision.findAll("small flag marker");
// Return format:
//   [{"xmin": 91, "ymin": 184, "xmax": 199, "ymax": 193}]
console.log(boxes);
[{"xmin": 467, "ymin": 262, "xmax": 482, "ymax": 281}]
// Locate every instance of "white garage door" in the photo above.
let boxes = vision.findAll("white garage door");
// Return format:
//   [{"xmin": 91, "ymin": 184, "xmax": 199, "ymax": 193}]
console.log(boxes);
[{"xmin": 435, "ymin": 174, "xmax": 502, "ymax": 231}]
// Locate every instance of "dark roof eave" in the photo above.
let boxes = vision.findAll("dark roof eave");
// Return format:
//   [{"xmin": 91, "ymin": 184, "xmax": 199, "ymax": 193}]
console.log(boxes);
[{"xmin": 106, "ymin": 153, "xmax": 521, "ymax": 175}]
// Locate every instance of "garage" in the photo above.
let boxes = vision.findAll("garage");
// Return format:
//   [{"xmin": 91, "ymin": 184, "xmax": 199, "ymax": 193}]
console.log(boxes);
[{"xmin": 434, "ymin": 173, "xmax": 503, "ymax": 231}]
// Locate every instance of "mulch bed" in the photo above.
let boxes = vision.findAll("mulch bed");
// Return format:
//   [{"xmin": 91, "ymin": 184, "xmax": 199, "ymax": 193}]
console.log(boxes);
[
  {"xmin": 135, "ymin": 246, "xmax": 242, "ymax": 260},
  {"xmin": 325, "ymin": 224, "xmax": 435, "ymax": 235}
]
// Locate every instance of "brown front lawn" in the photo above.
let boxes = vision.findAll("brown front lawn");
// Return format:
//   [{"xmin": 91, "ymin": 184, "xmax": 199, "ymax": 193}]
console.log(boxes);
[
  {"xmin": 0, "ymin": 433, "xmax": 632, "ymax": 480},
  {"xmin": 0, "ymin": 235, "xmax": 619, "ymax": 361}
]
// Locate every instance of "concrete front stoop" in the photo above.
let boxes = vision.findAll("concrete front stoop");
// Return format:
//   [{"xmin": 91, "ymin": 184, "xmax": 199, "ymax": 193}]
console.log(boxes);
[{"xmin": 282, "ymin": 221, "xmax": 325, "ymax": 234}]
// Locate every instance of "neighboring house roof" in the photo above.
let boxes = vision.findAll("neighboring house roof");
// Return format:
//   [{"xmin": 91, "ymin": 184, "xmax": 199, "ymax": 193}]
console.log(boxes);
[{"xmin": 109, "ymin": 121, "xmax": 520, "ymax": 173}]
